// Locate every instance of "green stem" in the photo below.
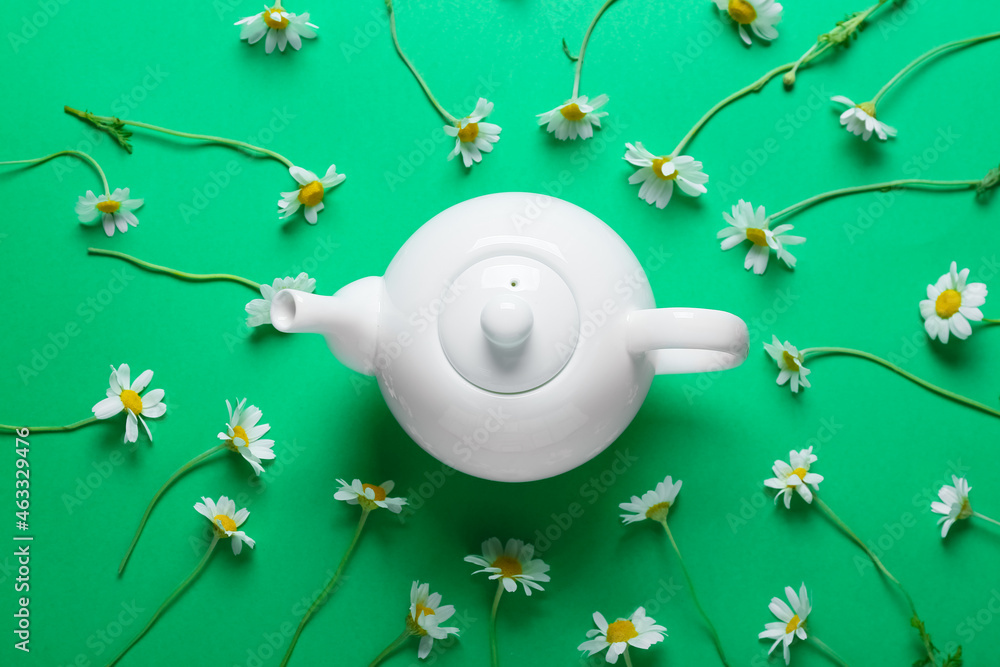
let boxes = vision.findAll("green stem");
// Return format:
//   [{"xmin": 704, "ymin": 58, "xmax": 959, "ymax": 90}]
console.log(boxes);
[
  {"xmin": 801, "ymin": 347, "xmax": 1000, "ymax": 421},
  {"xmin": 368, "ymin": 628, "xmax": 415, "ymax": 667},
  {"xmin": 88, "ymin": 247, "xmax": 260, "ymax": 291},
  {"xmin": 280, "ymin": 510, "xmax": 370, "ymax": 667},
  {"xmin": 64, "ymin": 106, "xmax": 294, "ymax": 168},
  {"xmin": 982, "ymin": 318, "xmax": 1000, "ymax": 324},
  {"xmin": 768, "ymin": 179, "xmax": 980, "ymax": 224},
  {"xmin": 973, "ymin": 512, "xmax": 1000, "ymax": 528},
  {"xmin": 659, "ymin": 520, "xmax": 730, "ymax": 666},
  {"xmin": 383, "ymin": 0, "xmax": 458, "ymax": 124},
  {"xmin": 808, "ymin": 635, "xmax": 851, "ymax": 667},
  {"xmin": 119, "ymin": 444, "xmax": 226, "ymax": 576},
  {"xmin": 0, "ymin": 416, "xmax": 98, "ymax": 434},
  {"xmin": 490, "ymin": 581, "xmax": 503, "ymax": 667},
  {"xmin": 0, "ymin": 150, "xmax": 110, "ymax": 195},
  {"xmin": 623, "ymin": 647, "xmax": 634, "ymax": 667},
  {"xmin": 571, "ymin": 0, "xmax": 620, "ymax": 98},
  {"xmin": 873, "ymin": 31, "xmax": 1000, "ymax": 105},
  {"xmin": 107, "ymin": 537, "xmax": 219, "ymax": 667}
]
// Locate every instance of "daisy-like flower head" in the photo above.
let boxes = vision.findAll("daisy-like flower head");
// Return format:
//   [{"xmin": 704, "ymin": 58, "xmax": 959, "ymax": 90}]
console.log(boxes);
[
  {"xmin": 578, "ymin": 607, "xmax": 667, "ymax": 664},
  {"xmin": 713, "ymin": 0, "xmax": 783, "ymax": 45},
  {"xmin": 919, "ymin": 261, "xmax": 988, "ymax": 344},
  {"xmin": 194, "ymin": 495, "xmax": 255, "ymax": 555},
  {"xmin": 246, "ymin": 272, "xmax": 316, "ymax": 327},
  {"xmin": 931, "ymin": 475, "xmax": 974, "ymax": 538},
  {"xmin": 759, "ymin": 583, "xmax": 810, "ymax": 665},
  {"xmin": 92, "ymin": 364, "xmax": 165, "ymax": 443},
  {"xmin": 619, "ymin": 476, "xmax": 683, "ymax": 524},
  {"xmin": 235, "ymin": 5, "xmax": 317, "ymax": 54},
  {"xmin": 75, "ymin": 188, "xmax": 144, "ymax": 237},
  {"xmin": 464, "ymin": 537, "xmax": 550, "ymax": 596},
  {"xmin": 763, "ymin": 335, "xmax": 811, "ymax": 393},
  {"xmin": 718, "ymin": 200, "xmax": 805, "ymax": 275},
  {"xmin": 444, "ymin": 98, "xmax": 502, "ymax": 168},
  {"xmin": 406, "ymin": 581, "xmax": 460, "ymax": 659},
  {"xmin": 537, "ymin": 94, "xmax": 609, "ymax": 141},
  {"xmin": 278, "ymin": 164, "xmax": 346, "ymax": 224},
  {"xmin": 217, "ymin": 398, "xmax": 275, "ymax": 476},
  {"xmin": 334, "ymin": 478, "xmax": 407, "ymax": 514},
  {"xmin": 623, "ymin": 142, "xmax": 708, "ymax": 209},
  {"xmin": 832, "ymin": 95, "xmax": 897, "ymax": 142},
  {"xmin": 764, "ymin": 446, "xmax": 824, "ymax": 509}
]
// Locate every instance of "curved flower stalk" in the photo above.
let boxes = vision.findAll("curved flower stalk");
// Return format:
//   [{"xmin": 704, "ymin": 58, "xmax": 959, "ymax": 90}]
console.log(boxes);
[
  {"xmin": 920, "ymin": 261, "xmax": 996, "ymax": 343},
  {"xmin": 63, "ymin": 106, "xmax": 344, "ymax": 224},
  {"xmin": 235, "ymin": 3, "xmax": 318, "ymax": 54},
  {"xmin": 384, "ymin": 0, "xmax": 501, "ymax": 167},
  {"xmin": 465, "ymin": 538, "xmax": 550, "ymax": 667},
  {"xmin": 832, "ymin": 30, "xmax": 1000, "ymax": 142},
  {"xmin": 280, "ymin": 479, "xmax": 407, "ymax": 667},
  {"xmin": 578, "ymin": 607, "xmax": 667, "ymax": 665},
  {"xmin": 118, "ymin": 399, "xmax": 273, "ymax": 576},
  {"xmin": 757, "ymin": 583, "xmax": 849, "ymax": 666},
  {"xmin": 711, "ymin": 0, "xmax": 783, "ymax": 46},
  {"xmin": 619, "ymin": 476, "xmax": 730, "ymax": 666},
  {"xmin": 368, "ymin": 581, "xmax": 461, "ymax": 665},
  {"xmin": 106, "ymin": 496, "xmax": 253, "ymax": 666},
  {"xmin": 932, "ymin": 475, "xmax": 1000, "ymax": 538}
]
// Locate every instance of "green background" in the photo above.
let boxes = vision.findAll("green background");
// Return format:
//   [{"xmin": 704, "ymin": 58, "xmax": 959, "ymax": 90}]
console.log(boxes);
[{"xmin": 3, "ymin": 0, "xmax": 1000, "ymax": 665}]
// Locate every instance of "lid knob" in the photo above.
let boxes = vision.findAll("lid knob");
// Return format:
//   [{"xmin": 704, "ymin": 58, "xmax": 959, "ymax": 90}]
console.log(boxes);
[{"xmin": 480, "ymin": 295, "xmax": 534, "ymax": 348}]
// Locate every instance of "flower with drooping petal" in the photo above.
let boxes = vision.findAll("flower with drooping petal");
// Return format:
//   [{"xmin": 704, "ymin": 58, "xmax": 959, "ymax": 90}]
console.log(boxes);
[
  {"xmin": 763, "ymin": 335, "xmax": 811, "ymax": 393},
  {"xmin": 919, "ymin": 261, "xmax": 987, "ymax": 344},
  {"xmin": 217, "ymin": 398, "xmax": 275, "ymax": 476},
  {"xmin": 444, "ymin": 98, "xmax": 502, "ymax": 168},
  {"xmin": 235, "ymin": 5, "xmax": 318, "ymax": 54},
  {"xmin": 537, "ymin": 94, "xmax": 609, "ymax": 141},
  {"xmin": 758, "ymin": 583, "xmax": 810, "ymax": 665},
  {"xmin": 931, "ymin": 475, "xmax": 973, "ymax": 538},
  {"xmin": 718, "ymin": 200, "xmax": 805, "ymax": 274},
  {"xmin": 764, "ymin": 446, "xmax": 824, "ymax": 509},
  {"xmin": 278, "ymin": 164, "xmax": 346, "ymax": 224},
  {"xmin": 246, "ymin": 272, "xmax": 316, "ymax": 327},
  {"xmin": 75, "ymin": 188, "xmax": 144, "ymax": 237},
  {"xmin": 623, "ymin": 142, "xmax": 708, "ymax": 209},
  {"xmin": 406, "ymin": 581, "xmax": 460, "ymax": 659},
  {"xmin": 578, "ymin": 607, "xmax": 667, "ymax": 664},
  {"xmin": 194, "ymin": 495, "xmax": 255, "ymax": 555},
  {"xmin": 619, "ymin": 476, "xmax": 683, "ymax": 524},
  {"xmin": 712, "ymin": 0, "xmax": 783, "ymax": 45},
  {"xmin": 334, "ymin": 478, "xmax": 407, "ymax": 513},
  {"xmin": 92, "ymin": 364, "xmax": 166, "ymax": 443},
  {"xmin": 464, "ymin": 538, "xmax": 550, "ymax": 595},
  {"xmin": 832, "ymin": 96, "xmax": 897, "ymax": 142}
]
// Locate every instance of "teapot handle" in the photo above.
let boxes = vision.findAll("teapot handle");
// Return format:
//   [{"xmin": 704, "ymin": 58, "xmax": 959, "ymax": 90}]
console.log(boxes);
[{"xmin": 626, "ymin": 308, "xmax": 749, "ymax": 375}]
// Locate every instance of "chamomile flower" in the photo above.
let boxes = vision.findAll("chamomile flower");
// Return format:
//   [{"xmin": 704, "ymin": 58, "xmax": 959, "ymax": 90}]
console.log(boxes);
[
  {"xmin": 246, "ymin": 272, "xmax": 316, "ymax": 327},
  {"xmin": 931, "ymin": 475, "xmax": 973, "ymax": 538},
  {"xmin": 713, "ymin": 0, "xmax": 783, "ymax": 45},
  {"xmin": 578, "ymin": 607, "xmax": 667, "ymax": 664},
  {"xmin": 75, "ymin": 188, "xmax": 144, "ymax": 237},
  {"xmin": 194, "ymin": 495, "xmax": 255, "ymax": 555},
  {"xmin": 278, "ymin": 165, "xmax": 346, "ymax": 224},
  {"xmin": 832, "ymin": 96, "xmax": 897, "ymax": 142},
  {"xmin": 235, "ymin": 5, "xmax": 318, "ymax": 54},
  {"xmin": 763, "ymin": 335, "xmax": 811, "ymax": 393},
  {"xmin": 406, "ymin": 581, "xmax": 460, "ymax": 659},
  {"xmin": 758, "ymin": 583, "xmax": 810, "ymax": 665},
  {"xmin": 619, "ymin": 476, "xmax": 683, "ymax": 524},
  {"xmin": 444, "ymin": 98, "xmax": 502, "ymax": 168},
  {"xmin": 919, "ymin": 261, "xmax": 987, "ymax": 343},
  {"xmin": 537, "ymin": 94, "xmax": 609, "ymax": 141},
  {"xmin": 764, "ymin": 447, "xmax": 824, "ymax": 509},
  {"xmin": 464, "ymin": 538, "xmax": 550, "ymax": 595},
  {"xmin": 334, "ymin": 478, "xmax": 407, "ymax": 513},
  {"xmin": 92, "ymin": 363, "xmax": 165, "ymax": 443},
  {"xmin": 217, "ymin": 399, "xmax": 275, "ymax": 476},
  {"xmin": 623, "ymin": 143, "xmax": 708, "ymax": 209},
  {"xmin": 718, "ymin": 200, "xmax": 804, "ymax": 274}
]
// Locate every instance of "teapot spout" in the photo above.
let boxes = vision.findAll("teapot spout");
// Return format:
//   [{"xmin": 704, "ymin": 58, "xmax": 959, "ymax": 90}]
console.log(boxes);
[{"xmin": 270, "ymin": 276, "xmax": 384, "ymax": 376}]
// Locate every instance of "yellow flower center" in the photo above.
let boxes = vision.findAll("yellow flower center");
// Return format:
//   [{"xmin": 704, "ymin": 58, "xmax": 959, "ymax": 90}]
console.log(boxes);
[
  {"xmin": 415, "ymin": 603, "xmax": 436, "ymax": 619},
  {"xmin": 214, "ymin": 514, "xmax": 238, "ymax": 532},
  {"xmin": 120, "ymin": 389, "xmax": 143, "ymax": 415},
  {"xmin": 935, "ymin": 289, "xmax": 962, "ymax": 319},
  {"xmin": 231, "ymin": 425, "xmax": 250, "ymax": 447},
  {"xmin": 958, "ymin": 498, "xmax": 973, "ymax": 520},
  {"xmin": 262, "ymin": 7, "xmax": 288, "ymax": 29},
  {"xmin": 791, "ymin": 467, "xmax": 808, "ymax": 480},
  {"xmin": 857, "ymin": 101, "xmax": 877, "ymax": 117},
  {"xmin": 605, "ymin": 619, "xmax": 639, "ymax": 644},
  {"xmin": 651, "ymin": 158, "xmax": 679, "ymax": 181},
  {"xmin": 297, "ymin": 181, "xmax": 325, "ymax": 207},
  {"xmin": 559, "ymin": 103, "xmax": 587, "ymax": 121},
  {"xmin": 782, "ymin": 350, "xmax": 800, "ymax": 372},
  {"xmin": 728, "ymin": 0, "xmax": 757, "ymax": 24},
  {"xmin": 745, "ymin": 227, "xmax": 768, "ymax": 246},
  {"xmin": 644, "ymin": 501, "xmax": 671, "ymax": 522},
  {"xmin": 95, "ymin": 200, "xmax": 120, "ymax": 214},
  {"xmin": 457, "ymin": 122, "xmax": 479, "ymax": 143},
  {"xmin": 491, "ymin": 555, "xmax": 523, "ymax": 578},
  {"xmin": 785, "ymin": 614, "xmax": 801, "ymax": 634},
  {"xmin": 362, "ymin": 483, "xmax": 386, "ymax": 501}
]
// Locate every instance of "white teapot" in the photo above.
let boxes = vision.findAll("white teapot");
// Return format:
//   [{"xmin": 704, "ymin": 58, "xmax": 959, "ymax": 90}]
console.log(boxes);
[{"xmin": 271, "ymin": 193, "xmax": 748, "ymax": 482}]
